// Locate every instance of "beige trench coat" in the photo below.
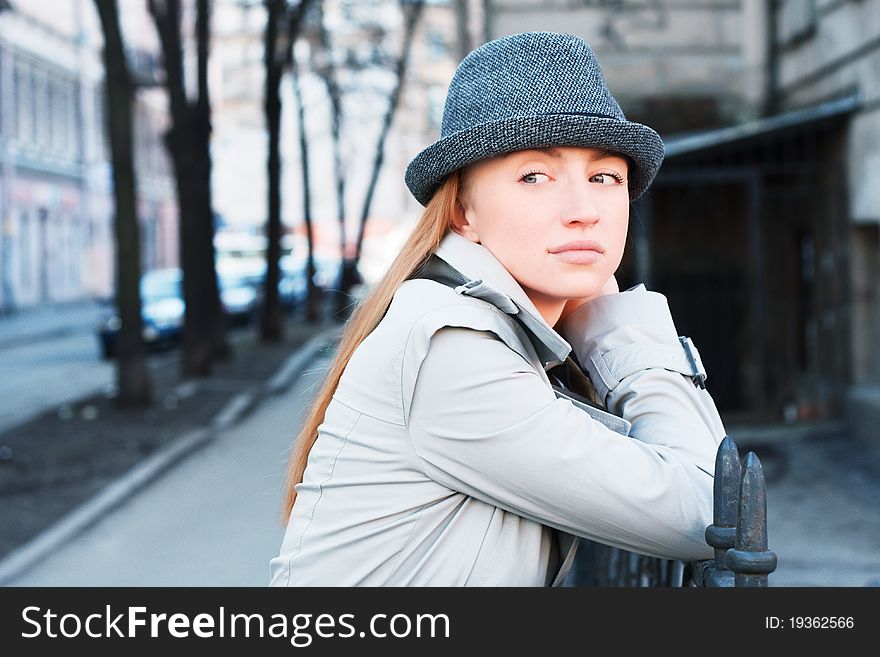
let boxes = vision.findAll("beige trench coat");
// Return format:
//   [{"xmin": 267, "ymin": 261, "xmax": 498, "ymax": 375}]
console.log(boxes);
[{"xmin": 269, "ymin": 230, "xmax": 726, "ymax": 586}]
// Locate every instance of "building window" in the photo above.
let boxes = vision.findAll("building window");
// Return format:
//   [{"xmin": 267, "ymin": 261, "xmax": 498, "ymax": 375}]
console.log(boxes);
[
  {"xmin": 778, "ymin": 0, "xmax": 817, "ymax": 47},
  {"xmin": 47, "ymin": 77, "xmax": 56, "ymax": 153},
  {"xmin": 94, "ymin": 84, "xmax": 107, "ymax": 161},
  {"xmin": 69, "ymin": 84, "xmax": 80, "ymax": 161},
  {"xmin": 61, "ymin": 80, "xmax": 76, "ymax": 160},
  {"xmin": 34, "ymin": 71, "xmax": 49, "ymax": 151},
  {"xmin": 50, "ymin": 77, "xmax": 72, "ymax": 159},
  {"xmin": 14, "ymin": 62, "xmax": 33, "ymax": 146},
  {"xmin": 20, "ymin": 210, "xmax": 31, "ymax": 292}
]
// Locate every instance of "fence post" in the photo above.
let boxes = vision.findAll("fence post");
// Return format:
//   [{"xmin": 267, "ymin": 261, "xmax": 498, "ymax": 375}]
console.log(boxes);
[
  {"xmin": 703, "ymin": 435, "xmax": 740, "ymax": 587},
  {"xmin": 725, "ymin": 452, "xmax": 778, "ymax": 586}
]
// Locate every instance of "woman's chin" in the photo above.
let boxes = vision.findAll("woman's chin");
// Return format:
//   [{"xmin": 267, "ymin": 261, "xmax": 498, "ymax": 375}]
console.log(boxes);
[{"xmin": 553, "ymin": 284, "xmax": 605, "ymax": 300}]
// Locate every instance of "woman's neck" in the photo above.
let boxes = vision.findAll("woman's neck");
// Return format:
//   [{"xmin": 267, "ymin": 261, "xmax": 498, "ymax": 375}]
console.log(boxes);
[{"xmin": 520, "ymin": 286, "xmax": 566, "ymax": 328}]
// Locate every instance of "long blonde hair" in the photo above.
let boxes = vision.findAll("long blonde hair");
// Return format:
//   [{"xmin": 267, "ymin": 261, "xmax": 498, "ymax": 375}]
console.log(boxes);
[{"xmin": 280, "ymin": 170, "xmax": 466, "ymax": 523}]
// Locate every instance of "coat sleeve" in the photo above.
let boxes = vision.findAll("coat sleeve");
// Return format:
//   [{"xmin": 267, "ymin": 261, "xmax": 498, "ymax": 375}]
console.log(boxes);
[{"xmin": 405, "ymin": 287, "xmax": 726, "ymax": 562}]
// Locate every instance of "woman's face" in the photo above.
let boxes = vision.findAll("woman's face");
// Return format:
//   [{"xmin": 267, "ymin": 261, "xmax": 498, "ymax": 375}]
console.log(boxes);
[{"xmin": 454, "ymin": 145, "xmax": 630, "ymax": 326}]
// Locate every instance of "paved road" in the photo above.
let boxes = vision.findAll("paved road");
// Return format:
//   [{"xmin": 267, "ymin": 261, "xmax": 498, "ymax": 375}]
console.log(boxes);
[
  {"xmin": 7, "ymin": 353, "xmax": 331, "ymax": 586},
  {"xmin": 0, "ymin": 301, "xmax": 254, "ymax": 436},
  {"xmin": 762, "ymin": 434, "xmax": 880, "ymax": 586},
  {"xmin": 0, "ymin": 323, "xmax": 114, "ymax": 435}
]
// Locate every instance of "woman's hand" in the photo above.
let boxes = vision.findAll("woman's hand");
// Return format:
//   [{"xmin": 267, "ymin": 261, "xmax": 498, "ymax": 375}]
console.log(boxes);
[{"xmin": 557, "ymin": 274, "xmax": 619, "ymax": 324}]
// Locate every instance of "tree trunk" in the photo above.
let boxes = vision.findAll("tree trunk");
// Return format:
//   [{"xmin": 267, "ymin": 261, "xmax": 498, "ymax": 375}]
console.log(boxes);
[
  {"xmin": 261, "ymin": 0, "xmax": 286, "ymax": 341},
  {"xmin": 94, "ymin": 0, "xmax": 152, "ymax": 407},
  {"xmin": 166, "ymin": 118, "xmax": 227, "ymax": 374},
  {"xmin": 291, "ymin": 56, "xmax": 322, "ymax": 324},
  {"xmin": 148, "ymin": 0, "xmax": 227, "ymax": 376}
]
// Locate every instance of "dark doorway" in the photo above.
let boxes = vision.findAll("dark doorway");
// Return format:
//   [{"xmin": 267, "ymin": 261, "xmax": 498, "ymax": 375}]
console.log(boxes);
[
  {"xmin": 630, "ymin": 109, "xmax": 853, "ymax": 424},
  {"xmin": 650, "ymin": 177, "xmax": 753, "ymax": 417}
]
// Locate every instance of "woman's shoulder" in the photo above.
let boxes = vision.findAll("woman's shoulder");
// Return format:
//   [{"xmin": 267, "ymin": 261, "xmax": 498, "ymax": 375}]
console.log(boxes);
[
  {"xmin": 392, "ymin": 277, "xmax": 460, "ymax": 306},
  {"xmin": 336, "ymin": 278, "xmax": 528, "ymax": 426},
  {"xmin": 346, "ymin": 277, "xmax": 511, "ymax": 372},
  {"xmin": 385, "ymin": 278, "xmax": 526, "ymax": 345},
  {"xmin": 341, "ymin": 277, "xmax": 536, "ymax": 388},
  {"xmin": 384, "ymin": 278, "xmax": 500, "ymax": 329}
]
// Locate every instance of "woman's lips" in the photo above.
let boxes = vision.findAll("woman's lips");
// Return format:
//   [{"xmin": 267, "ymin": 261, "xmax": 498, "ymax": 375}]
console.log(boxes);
[
  {"xmin": 547, "ymin": 239, "xmax": 605, "ymax": 264},
  {"xmin": 552, "ymin": 249, "xmax": 602, "ymax": 264}
]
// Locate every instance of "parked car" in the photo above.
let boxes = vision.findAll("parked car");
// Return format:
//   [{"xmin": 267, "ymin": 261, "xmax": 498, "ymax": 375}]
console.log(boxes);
[
  {"xmin": 279, "ymin": 255, "xmax": 309, "ymax": 311},
  {"xmin": 282, "ymin": 254, "xmax": 343, "ymax": 290},
  {"xmin": 313, "ymin": 256, "xmax": 342, "ymax": 291},
  {"xmin": 217, "ymin": 255, "xmax": 307, "ymax": 315},
  {"xmin": 218, "ymin": 271, "xmax": 261, "ymax": 326},
  {"xmin": 97, "ymin": 268, "xmax": 184, "ymax": 360},
  {"xmin": 98, "ymin": 266, "xmax": 267, "ymax": 359}
]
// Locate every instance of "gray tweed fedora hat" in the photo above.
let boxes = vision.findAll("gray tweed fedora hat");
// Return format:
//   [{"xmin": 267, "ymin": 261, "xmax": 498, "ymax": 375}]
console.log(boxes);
[{"xmin": 405, "ymin": 31, "xmax": 664, "ymax": 205}]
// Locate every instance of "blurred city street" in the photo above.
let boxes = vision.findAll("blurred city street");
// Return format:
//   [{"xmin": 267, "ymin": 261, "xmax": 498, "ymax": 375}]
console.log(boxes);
[{"xmin": 1, "ymin": 0, "xmax": 879, "ymax": 593}]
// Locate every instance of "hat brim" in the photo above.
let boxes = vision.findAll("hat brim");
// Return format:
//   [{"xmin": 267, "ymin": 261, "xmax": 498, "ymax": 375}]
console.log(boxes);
[{"xmin": 405, "ymin": 114, "xmax": 664, "ymax": 206}]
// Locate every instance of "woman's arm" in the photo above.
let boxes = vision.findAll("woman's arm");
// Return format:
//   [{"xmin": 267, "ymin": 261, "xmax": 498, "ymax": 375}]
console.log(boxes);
[
  {"xmin": 556, "ymin": 283, "xmax": 725, "ymax": 440},
  {"xmin": 405, "ymin": 287, "xmax": 725, "ymax": 562}
]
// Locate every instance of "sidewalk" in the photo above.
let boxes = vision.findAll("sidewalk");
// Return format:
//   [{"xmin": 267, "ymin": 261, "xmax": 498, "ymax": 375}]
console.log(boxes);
[
  {"xmin": 760, "ymin": 429, "xmax": 880, "ymax": 586},
  {"xmin": 2, "ymin": 346, "xmax": 335, "ymax": 586},
  {"xmin": 0, "ymin": 299, "xmax": 106, "ymax": 351},
  {"xmin": 0, "ymin": 305, "xmax": 341, "ymax": 569}
]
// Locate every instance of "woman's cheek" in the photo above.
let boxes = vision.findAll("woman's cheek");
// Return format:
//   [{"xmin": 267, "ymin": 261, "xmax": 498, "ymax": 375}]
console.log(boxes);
[{"xmin": 606, "ymin": 241, "xmax": 625, "ymax": 272}]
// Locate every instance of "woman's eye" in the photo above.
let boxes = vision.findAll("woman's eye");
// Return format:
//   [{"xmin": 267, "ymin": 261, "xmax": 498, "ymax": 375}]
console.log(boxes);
[
  {"xmin": 589, "ymin": 172, "xmax": 623, "ymax": 185},
  {"xmin": 520, "ymin": 171, "xmax": 548, "ymax": 184}
]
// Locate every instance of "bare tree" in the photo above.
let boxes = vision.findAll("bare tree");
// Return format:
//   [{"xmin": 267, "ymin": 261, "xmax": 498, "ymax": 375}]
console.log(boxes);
[
  {"xmin": 262, "ymin": 0, "xmax": 317, "ymax": 339},
  {"xmin": 310, "ymin": 0, "xmax": 346, "ymax": 319},
  {"xmin": 291, "ymin": 43, "xmax": 323, "ymax": 322},
  {"xmin": 148, "ymin": 0, "xmax": 227, "ymax": 375},
  {"xmin": 289, "ymin": 2, "xmax": 324, "ymax": 323},
  {"xmin": 343, "ymin": 0, "xmax": 425, "ymax": 318},
  {"xmin": 93, "ymin": 0, "xmax": 152, "ymax": 407},
  {"xmin": 274, "ymin": 0, "xmax": 425, "ymax": 323},
  {"xmin": 300, "ymin": 0, "xmax": 425, "ymax": 320}
]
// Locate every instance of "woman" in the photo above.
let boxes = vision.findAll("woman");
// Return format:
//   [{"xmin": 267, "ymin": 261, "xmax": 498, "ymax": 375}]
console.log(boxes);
[{"xmin": 269, "ymin": 31, "xmax": 726, "ymax": 587}]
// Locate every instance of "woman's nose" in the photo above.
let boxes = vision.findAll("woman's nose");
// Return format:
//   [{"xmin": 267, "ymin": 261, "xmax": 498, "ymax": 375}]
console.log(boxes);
[{"xmin": 561, "ymin": 182, "xmax": 601, "ymax": 226}]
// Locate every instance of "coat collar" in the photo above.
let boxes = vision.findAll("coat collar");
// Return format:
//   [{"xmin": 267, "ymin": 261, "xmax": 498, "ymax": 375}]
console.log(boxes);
[{"xmin": 426, "ymin": 230, "xmax": 573, "ymax": 368}]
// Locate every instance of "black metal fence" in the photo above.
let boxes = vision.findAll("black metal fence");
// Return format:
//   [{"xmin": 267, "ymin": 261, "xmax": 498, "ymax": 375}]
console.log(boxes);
[{"xmin": 567, "ymin": 435, "xmax": 778, "ymax": 587}]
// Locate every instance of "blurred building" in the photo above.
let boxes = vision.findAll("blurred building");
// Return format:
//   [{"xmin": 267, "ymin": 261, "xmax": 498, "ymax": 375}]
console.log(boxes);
[
  {"xmin": 471, "ymin": 0, "xmax": 880, "ymax": 434},
  {"xmin": 488, "ymin": 0, "xmax": 765, "ymax": 130},
  {"xmin": 0, "ymin": 0, "xmax": 177, "ymax": 312},
  {"xmin": 759, "ymin": 0, "xmax": 880, "ymax": 441}
]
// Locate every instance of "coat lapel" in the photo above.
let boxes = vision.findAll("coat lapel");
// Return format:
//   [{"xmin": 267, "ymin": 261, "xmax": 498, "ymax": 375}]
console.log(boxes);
[{"xmin": 430, "ymin": 231, "xmax": 573, "ymax": 369}]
